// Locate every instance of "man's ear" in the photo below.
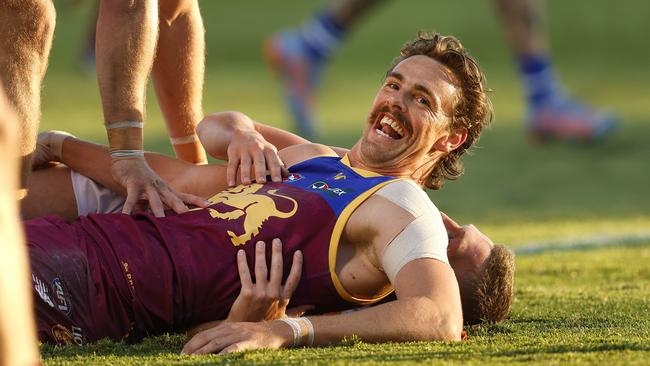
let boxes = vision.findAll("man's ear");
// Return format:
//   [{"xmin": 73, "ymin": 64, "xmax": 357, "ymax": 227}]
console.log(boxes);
[{"xmin": 432, "ymin": 128, "xmax": 468, "ymax": 153}]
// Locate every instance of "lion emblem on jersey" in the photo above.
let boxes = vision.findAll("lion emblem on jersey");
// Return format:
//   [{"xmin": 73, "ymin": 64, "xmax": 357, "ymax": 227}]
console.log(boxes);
[{"xmin": 206, "ymin": 184, "xmax": 298, "ymax": 246}]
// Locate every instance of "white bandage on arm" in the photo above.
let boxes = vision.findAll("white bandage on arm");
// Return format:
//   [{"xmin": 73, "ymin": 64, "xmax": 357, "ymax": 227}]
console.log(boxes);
[
  {"xmin": 381, "ymin": 215, "xmax": 449, "ymax": 283},
  {"xmin": 376, "ymin": 180, "xmax": 449, "ymax": 283}
]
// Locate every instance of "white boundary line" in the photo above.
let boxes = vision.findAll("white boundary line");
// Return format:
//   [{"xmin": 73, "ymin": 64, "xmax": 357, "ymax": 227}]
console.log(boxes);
[{"xmin": 513, "ymin": 230, "xmax": 650, "ymax": 256}]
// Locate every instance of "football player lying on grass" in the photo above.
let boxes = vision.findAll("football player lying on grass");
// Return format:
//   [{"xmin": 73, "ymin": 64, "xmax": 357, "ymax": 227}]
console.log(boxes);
[{"xmin": 23, "ymin": 33, "xmax": 514, "ymax": 353}]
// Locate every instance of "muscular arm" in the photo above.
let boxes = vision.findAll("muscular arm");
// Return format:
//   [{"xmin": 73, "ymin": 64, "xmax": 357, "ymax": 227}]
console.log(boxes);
[
  {"xmin": 184, "ymin": 257, "xmax": 462, "ymax": 354},
  {"xmin": 197, "ymin": 111, "xmax": 348, "ymax": 167},
  {"xmin": 305, "ymin": 259, "xmax": 462, "ymax": 344},
  {"xmin": 197, "ymin": 111, "xmax": 310, "ymax": 160},
  {"xmin": 153, "ymin": 0, "xmax": 207, "ymax": 164},
  {"xmin": 58, "ymin": 137, "xmax": 227, "ymax": 199}
]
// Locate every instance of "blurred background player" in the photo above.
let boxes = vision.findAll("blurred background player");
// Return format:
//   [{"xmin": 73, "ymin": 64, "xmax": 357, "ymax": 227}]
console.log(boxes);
[
  {"xmin": 0, "ymin": 83, "xmax": 39, "ymax": 366},
  {"xmin": 264, "ymin": 0, "xmax": 618, "ymax": 142}
]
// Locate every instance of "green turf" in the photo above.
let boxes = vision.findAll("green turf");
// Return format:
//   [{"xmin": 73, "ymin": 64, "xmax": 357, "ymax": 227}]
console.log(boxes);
[
  {"xmin": 36, "ymin": 0, "xmax": 650, "ymax": 364},
  {"xmin": 41, "ymin": 246, "xmax": 650, "ymax": 365}
]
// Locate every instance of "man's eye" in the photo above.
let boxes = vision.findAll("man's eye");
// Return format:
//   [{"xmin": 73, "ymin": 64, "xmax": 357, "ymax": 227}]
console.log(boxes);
[
  {"xmin": 386, "ymin": 83, "xmax": 399, "ymax": 90},
  {"xmin": 417, "ymin": 97, "xmax": 430, "ymax": 107}
]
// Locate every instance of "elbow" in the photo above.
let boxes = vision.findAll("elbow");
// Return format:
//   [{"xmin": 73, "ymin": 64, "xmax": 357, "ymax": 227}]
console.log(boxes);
[
  {"xmin": 207, "ymin": 111, "xmax": 249, "ymax": 123},
  {"xmin": 424, "ymin": 317, "xmax": 462, "ymax": 342},
  {"xmin": 410, "ymin": 297, "xmax": 463, "ymax": 342},
  {"xmin": 197, "ymin": 111, "xmax": 250, "ymax": 158},
  {"xmin": 438, "ymin": 321, "xmax": 463, "ymax": 342},
  {"xmin": 196, "ymin": 112, "xmax": 230, "ymax": 141},
  {"xmin": 198, "ymin": 111, "xmax": 247, "ymax": 135},
  {"xmin": 195, "ymin": 116, "xmax": 210, "ymax": 141}
]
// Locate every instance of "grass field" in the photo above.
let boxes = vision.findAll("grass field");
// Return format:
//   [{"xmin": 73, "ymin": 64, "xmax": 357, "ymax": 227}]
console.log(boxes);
[{"xmin": 37, "ymin": 0, "xmax": 650, "ymax": 364}]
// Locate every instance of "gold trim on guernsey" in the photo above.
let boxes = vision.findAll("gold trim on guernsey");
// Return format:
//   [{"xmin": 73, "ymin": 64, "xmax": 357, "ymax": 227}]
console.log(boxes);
[
  {"xmin": 340, "ymin": 154, "xmax": 383, "ymax": 178},
  {"xmin": 328, "ymin": 178, "xmax": 399, "ymax": 305}
]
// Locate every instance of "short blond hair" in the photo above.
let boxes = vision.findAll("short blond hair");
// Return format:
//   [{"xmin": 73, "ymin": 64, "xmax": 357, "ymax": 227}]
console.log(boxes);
[{"xmin": 459, "ymin": 245, "xmax": 515, "ymax": 324}]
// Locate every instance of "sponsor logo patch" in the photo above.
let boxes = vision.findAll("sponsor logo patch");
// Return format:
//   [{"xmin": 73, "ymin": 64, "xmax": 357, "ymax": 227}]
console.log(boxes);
[
  {"xmin": 310, "ymin": 181, "xmax": 352, "ymax": 197},
  {"xmin": 283, "ymin": 173, "xmax": 304, "ymax": 182},
  {"xmin": 122, "ymin": 261, "xmax": 135, "ymax": 293},
  {"xmin": 52, "ymin": 278, "xmax": 71, "ymax": 315},
  {"xmin": 33, "ymin": 274, "xmax": 54, "ymax": 308},
  {"xmin": 333, "ymin": 172, "xmax": 347, "ymax": 180}
]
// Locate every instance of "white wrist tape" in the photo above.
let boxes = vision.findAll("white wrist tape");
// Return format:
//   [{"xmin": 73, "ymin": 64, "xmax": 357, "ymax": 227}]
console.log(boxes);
[
  {"xmin": 105, "ymin": 121, "xmax": 144, "ymax": 129},
  {"xmin": 110, "ymin": 149, "xmax": 145, "ymax": 158},
  {"xmin": 278, "ymin": 317, "xmax": 314, "ymax": 347},
  {"xmin": 302, "ymin": 317, "xmax": 315, "ymax": 346},
  {"xmin": 170, "ymin": 134, "xmax": 199, "ymax": 145},
  {"xmin": 278, "ymin": 318, "xmax": 301, "ymax": 347}
]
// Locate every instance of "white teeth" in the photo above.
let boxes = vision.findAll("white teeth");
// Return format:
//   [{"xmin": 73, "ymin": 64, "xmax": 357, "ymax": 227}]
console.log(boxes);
[
  {"xmin": 379, "ymin": 116, "xmax": 404, "ymax": 137},
  {"xmin": 376, "ymin": 128, "xmax": 391, "ymax": 138}
]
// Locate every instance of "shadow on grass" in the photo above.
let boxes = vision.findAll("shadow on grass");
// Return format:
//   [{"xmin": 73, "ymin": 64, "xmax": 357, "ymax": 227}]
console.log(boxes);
[{"xmin": 490, "ymin": 342, "xmax": 650, "ymax": 358}]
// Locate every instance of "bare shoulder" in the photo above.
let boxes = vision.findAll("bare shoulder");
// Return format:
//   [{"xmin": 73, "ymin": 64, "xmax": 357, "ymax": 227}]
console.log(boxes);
[
  {"xmin": 279, "ymin": 143, "xmax": 339, "ymax": 168},
  {"xmin": 345, "ymin": 193, "xmax": 415, "ymax": 253}
]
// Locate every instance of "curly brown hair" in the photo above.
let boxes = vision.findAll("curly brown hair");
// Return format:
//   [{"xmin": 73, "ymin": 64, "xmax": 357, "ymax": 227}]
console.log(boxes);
[{"xmin": 390, "ymin": 32, "xmax": 494, "ymax": 190}]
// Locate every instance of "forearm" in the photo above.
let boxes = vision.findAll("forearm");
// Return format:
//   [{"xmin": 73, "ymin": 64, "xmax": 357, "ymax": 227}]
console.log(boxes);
[
  {"xmin": 197, "ymin": 111, "xmax": 258, "ymax": 160},
  {"xmin": 0, "ymin": 206, "xmax": 39, "ymax": 366},
  {"xmin": 153, "ymin": 0, "xmax": 207, "ymax": 164},
  {"xmin": 276, "ymin": 297, "xmax": 461, "ymax": 347},
  {"xmin": 197, "ymin": 111, "xmax": 309, "ymax": 160},
  {"xmin": 59, "ymin": 137, "xmax": 197, "ymax": 196},
  {"xmin": 96, "ymin": 0, "xmax": 157, "ymax": 124},
  {"xmin": 0, "ymin": 86, "xmax": 40, "ymax": 365}
]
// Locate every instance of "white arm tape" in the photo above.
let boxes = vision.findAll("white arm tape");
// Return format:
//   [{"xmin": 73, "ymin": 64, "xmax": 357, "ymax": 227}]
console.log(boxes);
[
  {"xmin": 381, "ymin": 215, "xmax": 449, "ymax": 283},
  {"xmin": 377, "ymin": 180, "xmax": 449, "ymax": 283},
  {"xmin": 105, "ymin": 121, "xmax": 144, "ymax": 129},
  {"xmin": 170, "ymin": 134, "xmax": 199, "ymax": 145}
]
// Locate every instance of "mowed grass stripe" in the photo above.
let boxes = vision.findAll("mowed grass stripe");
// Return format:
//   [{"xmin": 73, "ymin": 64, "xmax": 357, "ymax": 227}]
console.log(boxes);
[{"xmin": 515, "ymin": 231, "xmax": 650, "ymax": 255}]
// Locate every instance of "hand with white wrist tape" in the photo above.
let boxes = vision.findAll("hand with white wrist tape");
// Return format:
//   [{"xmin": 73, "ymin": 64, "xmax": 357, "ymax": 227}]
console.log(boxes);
[
  {"xmin": 111, "ymin": 156, "xmax": 206, "ymax": 217},
  {"xmin": 107, "ymin": 121, "xmax": 206, "ymax": 217}
]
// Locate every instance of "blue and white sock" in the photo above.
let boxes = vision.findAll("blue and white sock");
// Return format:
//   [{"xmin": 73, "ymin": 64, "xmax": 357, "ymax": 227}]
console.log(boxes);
[
  {"xmin": 296, "ymin": 13, "xmax": 347, "ymax": 63},
  {"xmin": 518, "ymin": 54, "xmax": 566, "ymax": 110}
]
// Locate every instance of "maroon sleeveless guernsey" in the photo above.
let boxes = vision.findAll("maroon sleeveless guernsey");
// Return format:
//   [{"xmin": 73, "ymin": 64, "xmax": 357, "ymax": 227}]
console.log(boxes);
[{"xmin": 26, "ymin": 155, "xmax": 398, "ymax": 343}]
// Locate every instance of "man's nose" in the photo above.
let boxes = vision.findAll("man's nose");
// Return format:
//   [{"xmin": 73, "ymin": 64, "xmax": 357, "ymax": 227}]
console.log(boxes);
[{"xmin": 387, "ymin": 93, "xmax": 406, "ymax": 112}]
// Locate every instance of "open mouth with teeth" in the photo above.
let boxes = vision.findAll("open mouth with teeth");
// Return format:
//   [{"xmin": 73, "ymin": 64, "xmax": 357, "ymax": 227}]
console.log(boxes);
[{"xmin": 375, "ymin": 114, "xmax": 405, "ymax": 140}]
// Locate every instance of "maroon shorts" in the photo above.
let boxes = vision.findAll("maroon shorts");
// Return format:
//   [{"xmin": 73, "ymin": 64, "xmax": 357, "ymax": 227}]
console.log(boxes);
[{"xmin": 25, "ymin": 216, "xmax": 133, "ymax": 345}]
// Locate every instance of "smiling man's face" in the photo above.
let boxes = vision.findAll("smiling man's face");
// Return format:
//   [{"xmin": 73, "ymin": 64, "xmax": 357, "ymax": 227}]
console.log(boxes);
[{"xmin": 357, "ymin": 55, "xmax": 461, "ymax": 175}]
